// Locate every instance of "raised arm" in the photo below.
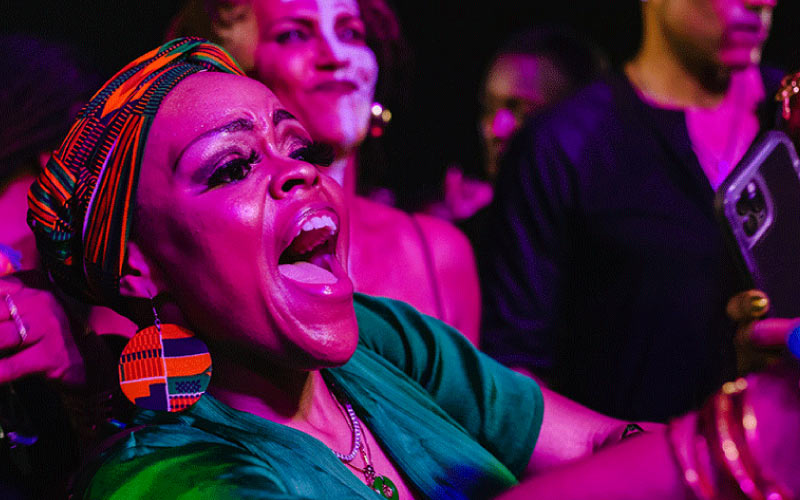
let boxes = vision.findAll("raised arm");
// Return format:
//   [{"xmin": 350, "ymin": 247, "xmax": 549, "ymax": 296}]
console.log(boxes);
[
  {"xmin": 527, "ymin": 387, "xmax": 663, "ymax": 473},
  {"xmin": 510, "ymin": 360, "xmax": 800, "ymax": 499},
  {"xmin": 0, "ymin": 270, "xmax": 85, "ymax": 387},
  {"xmin": 505, "ymin": 428, "xmax": 689, "ymax": 500}
]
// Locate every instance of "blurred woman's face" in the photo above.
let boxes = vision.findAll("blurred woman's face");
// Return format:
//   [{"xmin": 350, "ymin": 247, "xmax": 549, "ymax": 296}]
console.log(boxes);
[
  {"xmin": 249, "ymin": 0, "xmax": 379, "ymax": 153},
  {"xmin": 135, "ymin": 72, "xmax": 358, "ymax": 370}
]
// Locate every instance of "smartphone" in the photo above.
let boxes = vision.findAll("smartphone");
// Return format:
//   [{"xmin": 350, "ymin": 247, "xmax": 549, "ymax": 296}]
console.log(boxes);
[{"xmin": 715, "ymin": 130, "xmax": 800, "ymax": 318}]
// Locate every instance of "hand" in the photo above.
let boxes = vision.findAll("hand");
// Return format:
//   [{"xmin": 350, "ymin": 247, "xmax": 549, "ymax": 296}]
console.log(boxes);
[
  {"xmin": 726, "ymin": 289, "xmax": 800, "ymax": 373},
  {"xmin": 0, "ymin": 270, "xmax": 86, "ymax": 387},
  {"xmin": 739, "ymin": 367, "xmax": 800, "ymax": 495},
  {"xmin": 443, "ymin": 166, "xmax": 493, "ymax": 221},
  {"xmin": 722, "ymin": 290, "xmax": 800, "ymax": 495},
  {"xmin": 667, "ymin": 367, "xmax": 800, "ymax": 500},
  {"xmin": 426, "ymin": 166, "xmax": 494, "ymax": 222}
]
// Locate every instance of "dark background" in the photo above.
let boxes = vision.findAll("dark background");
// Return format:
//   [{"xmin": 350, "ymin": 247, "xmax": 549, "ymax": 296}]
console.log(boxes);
[{"xmin": 2, "ymin": 0, "xmax": 798, "ymax": 206}]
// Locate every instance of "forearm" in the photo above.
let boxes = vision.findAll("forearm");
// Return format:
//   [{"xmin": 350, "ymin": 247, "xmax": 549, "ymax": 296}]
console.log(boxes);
[
  {"xmin": 502, "ymin": 431, "xmax": 690, "ymax": 500},
  {"xmin": 528, "ymin": 387, "xmax": 660, "ymax": 472},
  {"xmin": 516, "ymin": 369, "xmax": 800, "ymax": 500}
]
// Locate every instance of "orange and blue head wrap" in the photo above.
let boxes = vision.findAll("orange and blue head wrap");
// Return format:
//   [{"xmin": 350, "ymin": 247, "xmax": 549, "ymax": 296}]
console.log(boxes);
[{"xmin": 27, "ymin": 38, "xmax": 244, "ymax": 305}]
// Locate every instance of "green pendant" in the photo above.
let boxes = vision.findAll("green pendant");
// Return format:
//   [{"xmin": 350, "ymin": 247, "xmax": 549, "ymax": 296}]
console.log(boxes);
[{"xmin": 371, "ymin": 475, "xmax": 398, "ymax": 499}]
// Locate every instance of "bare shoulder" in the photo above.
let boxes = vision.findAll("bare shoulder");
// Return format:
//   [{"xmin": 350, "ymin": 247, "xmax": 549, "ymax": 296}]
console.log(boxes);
[
  {"xmin": 410, "ymin": 213, "xmax": 475, "ymax": 265},
  {"xmin": 413, "ymin": 213, "xmax": 481, "ymax": 344},
  {"xmin": 350, "ymin": 197, "xmax": 480, "ymax": 343},
  {"xmin": 351, "ymin": 196, "xmax": 409, "ymax": 229},
  {"xmin": 350, "ymin": 196, "xmax": 474, "ymax": 269}
]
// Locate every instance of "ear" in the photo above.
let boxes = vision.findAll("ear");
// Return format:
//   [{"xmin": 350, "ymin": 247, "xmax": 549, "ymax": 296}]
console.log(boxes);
[
  {"xmin": 119, "ymin": 240, "xmax": 165, "ymax": 299},
  {"xmin": 207, "ymin": 0, "xmax": 258, "ymax": 73}
]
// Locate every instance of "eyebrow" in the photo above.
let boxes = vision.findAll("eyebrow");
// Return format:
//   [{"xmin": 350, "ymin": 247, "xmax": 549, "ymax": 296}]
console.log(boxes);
[
  {"xmin": 273, "ymin": 109, "xmax": 297, "ymax": 126},
  {"xmin": 173, "ymin": 118, "xmax": 255, "ymax": 171}
]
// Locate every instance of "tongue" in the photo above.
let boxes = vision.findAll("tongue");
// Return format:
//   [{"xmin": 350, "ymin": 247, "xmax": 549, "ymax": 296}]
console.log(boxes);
[{"xmin": 278, "ymin": 261, "xmax": 338, "ymax": 284}]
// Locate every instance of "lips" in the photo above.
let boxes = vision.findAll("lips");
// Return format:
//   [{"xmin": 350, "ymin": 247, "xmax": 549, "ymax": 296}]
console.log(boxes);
[
  {"xmin": 312, "ymin": 80, "xmax": 358, "ymax": 94},
  {"xmin": 278, "ymin": 208, "xmax": 348, "ymax": 290},
  {"xmin": 723, "ymin": 26, "xmax": 767, "ymax": 47},
  {"xmin": 723, "ymin": 8, "xmax": 771, "ymax": 46}
]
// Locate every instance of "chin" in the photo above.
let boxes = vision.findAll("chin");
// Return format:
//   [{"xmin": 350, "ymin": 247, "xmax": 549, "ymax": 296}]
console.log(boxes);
[
  {"xmin": 719, "ymin": 48, "xmax": 760, "ymax": 71},
  {"xmin": 288, "ymin": 314, "xmax": 360, "ymax": 370},
  {"xmin": 309, "ymin": 120, "xmax": 368, "ymax": 152}
]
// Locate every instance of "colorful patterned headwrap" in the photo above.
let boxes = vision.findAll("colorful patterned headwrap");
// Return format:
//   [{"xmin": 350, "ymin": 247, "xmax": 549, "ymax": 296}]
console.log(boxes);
[{"xmin": 27, "ymin": 38, "xmax": 244, "ymax": 305}]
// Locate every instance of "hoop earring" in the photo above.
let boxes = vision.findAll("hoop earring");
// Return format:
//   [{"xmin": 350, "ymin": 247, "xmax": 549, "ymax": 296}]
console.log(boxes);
[
  {"xmin": 118, "ymin": 297, "xmax": 212, "ymax": 412},
  {"xmin": 369, "ymin": 102, "xmax": 392, "ymax": 138}
]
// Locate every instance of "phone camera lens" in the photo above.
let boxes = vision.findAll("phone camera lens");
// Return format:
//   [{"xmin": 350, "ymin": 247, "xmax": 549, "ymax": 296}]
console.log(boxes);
[
  {"xmin": 749, "ymin": 187, "xmax": 766, "ymax": 213},
  {"xmin": 736, "ymin": 197, "xmax": 750, "ymax": 215},
  {"xmin": 743, "ymin": 213, "xmax": 759, "ymax": 236}
]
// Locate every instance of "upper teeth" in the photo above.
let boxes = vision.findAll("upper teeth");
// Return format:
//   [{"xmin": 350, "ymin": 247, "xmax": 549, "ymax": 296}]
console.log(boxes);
[{"xmin": 299, "ymin": 215, "xmax": 337, "ymax": 235}]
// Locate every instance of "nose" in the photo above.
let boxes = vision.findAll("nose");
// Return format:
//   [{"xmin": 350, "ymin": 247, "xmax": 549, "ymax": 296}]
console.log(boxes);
[
  {"xmin": 315, "ymin": 36, "xmax": 348, "ymax": 70},
  {"xmin": 269, "ymin": 160, "xmax": 320, "ymax": 199},
  {"xmin": 491, "ymin": 108, "xmax": 517, "ymax": 141}
]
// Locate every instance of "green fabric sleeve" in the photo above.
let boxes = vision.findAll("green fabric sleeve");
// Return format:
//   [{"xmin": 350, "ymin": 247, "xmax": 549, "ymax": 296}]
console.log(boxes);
[
  {"xmin": 352, "ymin": 293, "xmax": 544, "ymax": 479},
  {"xmin": 80, "ymin": 429, "xmax": 307, "ymax": 500}
]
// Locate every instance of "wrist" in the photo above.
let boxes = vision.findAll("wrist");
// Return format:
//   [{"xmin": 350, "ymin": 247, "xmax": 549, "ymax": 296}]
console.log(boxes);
[{"xmin": 668, "ymin": 378, "xmax": 794, "ymax": 500}]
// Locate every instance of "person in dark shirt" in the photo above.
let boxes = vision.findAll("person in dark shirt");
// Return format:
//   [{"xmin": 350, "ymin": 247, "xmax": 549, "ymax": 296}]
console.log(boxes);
[
  {"xmin": 480, "ymin": 0, "xmax": 783, "ymax": 422},
  {"xmin": 425, "ymin": 27, "xmax": 607, "ymax": 248}
]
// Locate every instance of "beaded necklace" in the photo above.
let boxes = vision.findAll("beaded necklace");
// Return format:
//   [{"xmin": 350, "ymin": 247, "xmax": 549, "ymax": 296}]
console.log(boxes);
[{"xmin": 329, "ymin": 387, "xmax": 399, "ymax": 498}]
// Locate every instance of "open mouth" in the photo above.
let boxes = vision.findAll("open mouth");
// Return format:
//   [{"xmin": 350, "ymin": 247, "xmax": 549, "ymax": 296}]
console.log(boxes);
[{"xmin": 278, "ymin": 213, "xmax": 340, "ymax": 285}]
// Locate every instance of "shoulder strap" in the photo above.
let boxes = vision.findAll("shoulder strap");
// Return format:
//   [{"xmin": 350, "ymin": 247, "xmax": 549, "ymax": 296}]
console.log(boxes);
[{"xmin": 409, "ymin": 214, "xmax": 445, "ymax": 320}]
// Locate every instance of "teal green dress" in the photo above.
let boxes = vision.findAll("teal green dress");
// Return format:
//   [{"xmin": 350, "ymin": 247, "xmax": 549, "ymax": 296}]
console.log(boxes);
[{"xmin": 77, "ymin": 294, "xmax": 544, "ymax": 499}]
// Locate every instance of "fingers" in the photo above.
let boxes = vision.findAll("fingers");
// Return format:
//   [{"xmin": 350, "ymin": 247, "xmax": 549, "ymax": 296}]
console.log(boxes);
[
  {"xmin": 788, "ymin": 325, "xmax": 800, "ymax": 360},
  {"xmin": 0, "ymin": 286, "xmax": 22, "ymax": 321},
  {"xmin": 727, "ymin": 290, "xmax": 800, "ymax": 352},
  {"xmin": 0, "ymin": 321, "xmax": 29, "ymax": 351},
  {"xmin": 0, "ymin": 307, "xmax": 86, "ymax": 387},
  {"xmin": 727, "ymin": 289, "xmax": 770, "ymax": 323},
  {"xmin": 0, "ymin": 282, "xmax": 87, "ymax": 386},
  {"xmin": 0, "ymin": 293, "xmax": 9, "ymax": 321},
  {"xmin": 749, "ymin": 318, "xmax": 800, "ymax": 348},
  {"xmin": 0, "ymin": 343, "xmax": 49, "ymax": 384}
]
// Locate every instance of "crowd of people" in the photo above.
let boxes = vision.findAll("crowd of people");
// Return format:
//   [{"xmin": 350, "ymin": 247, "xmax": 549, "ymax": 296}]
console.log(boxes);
[{"xmin": 1, "ymin": 0, "xmax": 800, "ymax": 498}]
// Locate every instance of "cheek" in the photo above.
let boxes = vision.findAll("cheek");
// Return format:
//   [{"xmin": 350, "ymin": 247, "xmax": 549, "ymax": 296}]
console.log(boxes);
[
  {"xmin": 709, "ymin": 0, "xmax": 732, "ymax": 19},
  {"xmin": 254, "ymin": 47, "xmax": 308, "ymax": 99},
  {"xmin": 480, "ymin": 115, "xmax": 492, "ymax": 141},
  {"xmin": 344, "ymin": 47, "xmax": 378, "ymax": 92},
  {"xmin": 665, "ymin": 1, "xmax": 723, "ymax": 52},
  {"xmin": 690, "ymin": 0, "xmax": 724, "ymax": 36},
  {"xmin": 330, "ymin": 48, "xmax": 378, "ymax": 137},
  {"xmin": 219, "ymin": 198, "xmax": 263, "ymax": 249},
  {"xmin": 164, "ymin": 196, "xmax": 264, "ymax": 271}
]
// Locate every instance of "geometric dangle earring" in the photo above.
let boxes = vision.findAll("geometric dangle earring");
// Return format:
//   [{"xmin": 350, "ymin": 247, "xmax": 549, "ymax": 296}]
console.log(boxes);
[
  {"xmin": 118, "ymin": 297, "xmax": 212, "ymax": 412},
  {"xmin": 369, "ymin": 102, "xmax": 392, "ymax": 138}
]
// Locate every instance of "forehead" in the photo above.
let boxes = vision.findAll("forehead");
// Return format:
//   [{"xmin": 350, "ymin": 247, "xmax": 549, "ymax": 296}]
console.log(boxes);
[
  {"xmin": 159, "ymin": 72, "xmax": 276, "ymax": 129},
  {"xmin": 148, "ymin": 72, "xmax": 280, "ymax": 156},
  {"xmin": 252, "ymin": 0, "xmax": 361, "ymax": 21}
]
